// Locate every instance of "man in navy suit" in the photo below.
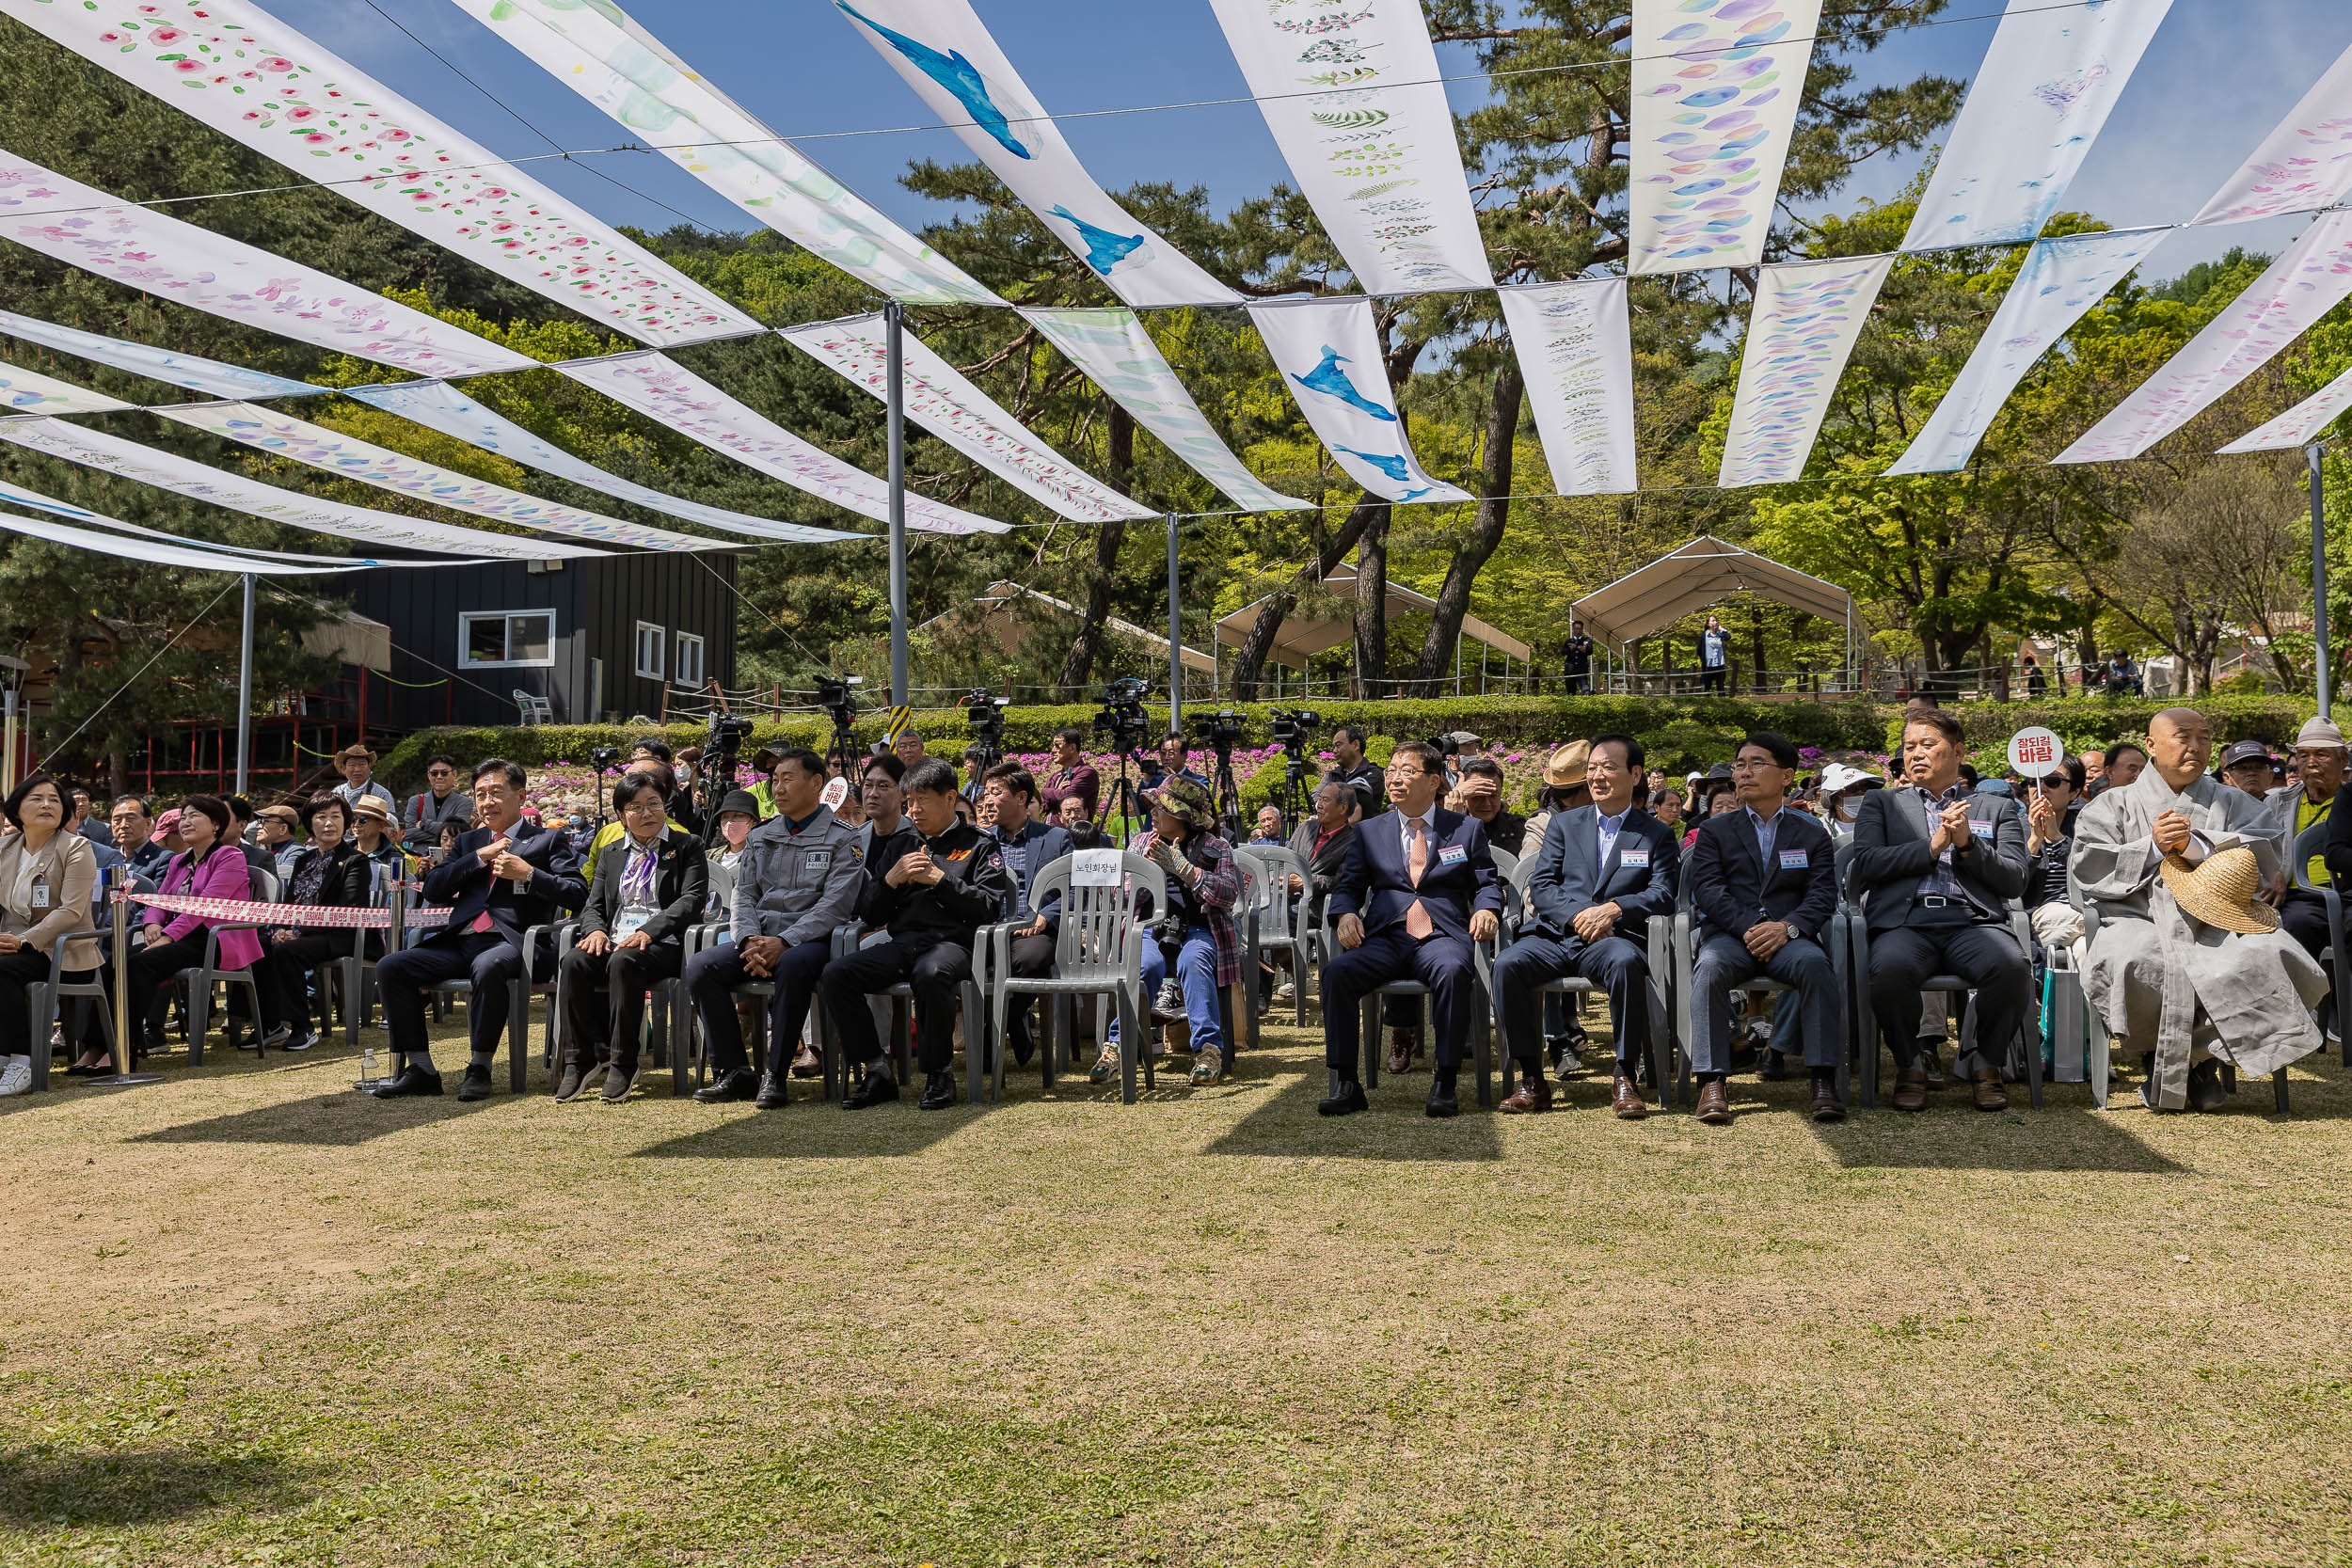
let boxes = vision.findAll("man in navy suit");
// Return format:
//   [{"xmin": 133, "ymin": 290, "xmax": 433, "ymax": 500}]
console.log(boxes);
[
  {"xmin": 1493, "ymin": 733, "xmax": 1680, "ymax": 1118},
  {"xmin": 1686, "ymin": 732, "xmax": 1844, "ymax": 1125},
  {"xmin": 1319, "ymin": 739, "xmax": 1502, "ymax": 1119},
  {"xmin": 373, "ymin": 758, "xmax": 585, "ymax": 1101}
]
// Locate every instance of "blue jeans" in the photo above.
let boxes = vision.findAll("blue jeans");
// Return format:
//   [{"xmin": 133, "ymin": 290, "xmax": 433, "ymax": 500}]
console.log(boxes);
[{"xmin": 1112, "ymin": 926, "xmax": 1224, "ymax": 1054}]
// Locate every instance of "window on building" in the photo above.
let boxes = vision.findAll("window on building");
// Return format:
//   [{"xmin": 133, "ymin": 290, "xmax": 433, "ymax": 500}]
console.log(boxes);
[
  {"xmin": 635, "ymin": 621, "xmax": 665, "ymax": 680},
  {"xmin": 459, "ymin": 610, "xmax": 555, "ymax": 669},
  {"xmin": 675, "ymin": 632, "xmax": 705, "ymax": 689}
]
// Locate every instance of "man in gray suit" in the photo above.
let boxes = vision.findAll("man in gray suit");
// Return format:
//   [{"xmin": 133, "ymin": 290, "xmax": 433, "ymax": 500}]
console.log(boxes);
[
  {"xmin": 1847, "ymin": 707, "xmax": 2033, "ymax": 1113},
  {"xmin": 1492, "ymin": 734, "xmax": 1680, "ymax": 1117}
]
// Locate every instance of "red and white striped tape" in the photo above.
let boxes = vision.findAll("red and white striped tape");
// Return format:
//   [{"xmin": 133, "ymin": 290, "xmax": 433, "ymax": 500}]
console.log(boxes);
[{"xmin": 119, "ymin": 890, "xmax": 455, "ymax": 928}]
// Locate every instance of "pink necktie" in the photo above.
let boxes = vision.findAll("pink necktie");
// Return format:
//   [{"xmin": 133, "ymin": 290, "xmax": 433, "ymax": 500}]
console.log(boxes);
[{"xmin": 1406, "ymin": 819, "xmax": 1434, "ymax": 939}]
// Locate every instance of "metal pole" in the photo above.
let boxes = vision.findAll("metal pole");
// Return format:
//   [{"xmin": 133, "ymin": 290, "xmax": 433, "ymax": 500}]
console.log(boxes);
[
  {"xmin": 885, "ymin": 301, "xmax": 910, "ymax": 709},
  {"xmin": 111, "ymin": 863, "xmax": 130, "ymax": 1074},
  {"xmin": 2314, "ymin": 443, "xmax": 2331, "ymax": 720},
  {"xmin": 2, "ymin": 687, "xmax": 16, "ymax": 794},
  {"xmin": 235, "ymin": 572, "xmax": 255, "ymax": 796},
  {"xmin": 1166, "ymin": 515, "xmax": 1184, "ymax": 728}
]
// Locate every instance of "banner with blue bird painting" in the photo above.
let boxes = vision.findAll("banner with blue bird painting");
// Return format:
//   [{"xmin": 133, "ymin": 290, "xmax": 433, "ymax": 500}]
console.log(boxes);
[
  {"xmin": 1247, "ymin": 297, "xmax": 1470, "ymax": 506},
  {"xmin": 1206, "ymin": 0, "xmax": 1493, "ymax": 295},
  {"xmin": 832, "ymin": 0, "xmax": 1241, "ymax": 309},
  {"xmin": 1020, "ymin": 308, "xmax": 1306, "ymax": 513},
  {"xmin": 1629, "ymin": 0, "xmax": 1823, "ymax": 276},
  {"xmin": 1716, "ymin": 253, "xmax": 1892, "ymax": 487},
  {"xmin": 1899, "ymin": 0, "xmax": 2173, "ymax": 251},
  {"xmin": 451, "ymin": 0, "xmax": 1001, "ymax": 309}
]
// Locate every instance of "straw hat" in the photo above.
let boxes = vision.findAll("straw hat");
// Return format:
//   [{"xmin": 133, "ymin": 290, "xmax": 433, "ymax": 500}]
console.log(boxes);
[
  {"xmin": 1542, "ymin": 741, "xmax": 1591, "ymax": 788},
  {"xmin": 2158, "ymin": 845, "xmax": 2278, "ymax": 935},
  {"xmin": 333, "ymin": 743, "xmax": 377, "ymax": 766},
  {"xmin": 351, "ymin": 795, "xmax": 395, "ymax": 827}
]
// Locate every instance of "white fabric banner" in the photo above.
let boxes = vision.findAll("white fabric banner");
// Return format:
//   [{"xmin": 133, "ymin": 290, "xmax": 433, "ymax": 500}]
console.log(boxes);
[
  {"xmin": 1901, "ymin": 0, "xmax": 2174, "ymax": 250},
  {"xmin": 1247, "ymin": 297, "xmax": 1470, "ymax": 505},
  {"xmin": 451, "ymin": 0, "xmax": 997, "ymax": 308},
  {"xmin": 0, "ymin": 473, "xmax": 415, "ymax": 567},
  {"xmin": 1629, "ymin": 0, "xmax": 1823, "ymax": 276},
  {"xmin": 1495, "ymin": 279, "xmax": 1637, "ymax": 496},
  {"xmin": 0, "ymin": 308, "xmax": 321, "ymax": 401},
  {"xmin": 2218, "ymin": 365, "xmax": 2352, "ymax": 453},
  {"xmin": 1019, "ymin": 309, "xmax": 1302, "ymax": 511},
  {"xmin": 0, "ymin": 506, "xmax": 349, "ymax": 575},
  {"xmin": 2058, "ymin": 211, "xmax": 2352, "ymax": 465},
  {"xmin": 0, "ymin": 150, "xmax": 535, "ymax": 382},
  {"xmin": 1718, "ymin": 254, "xmax": 1895, "ymax": 488},
  {"xmin": 1205, "ymin": 0, "xmax": 1491, "ymax": 294},
  {"xmin": 1888, "ymin": 228, "xmax": 2170, "ymax": 475},
  {"xmin": 556, "ymin": 351, "xmax": 1010, "ymax": 535},
  {"xmin": 0, "ymin": 357, "xmax": 135, "ymax": 417},
  {"xmin": 0, "ymin": 0, "xmax": 755, "ymax": 347},
  {"xmin": 834, "ymin": 1, "xmax": 1238, "ymax": 309},
  {"xmin": 0, "ymin": 418, "xmax": 602, "ymax": 560},
  {"xmin": 340, "ymin": 380, "xmax": 852, "ymax": 545},
  {"xmin": 778, "ymin": 315, "xmax": 1155, "ymax": 524},
  {"xmin": 2194, "ymin": 41, "xmax": 2352, "ymax": 227},
  {"xmin": 152, "ymin": 403, "xmax": 729, "ymax": 553}
]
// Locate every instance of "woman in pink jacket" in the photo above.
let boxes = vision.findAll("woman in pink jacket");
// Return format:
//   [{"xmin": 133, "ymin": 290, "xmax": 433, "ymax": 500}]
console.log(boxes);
[{"xmin": 124, "ymin": 794, "xmax": 262, "ymax": 1057}]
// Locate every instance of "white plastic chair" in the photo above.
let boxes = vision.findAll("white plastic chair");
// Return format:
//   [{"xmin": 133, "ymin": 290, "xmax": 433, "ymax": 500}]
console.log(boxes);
[{"xmin": 981, "ymin": 851, "xmax": 1167, "ymax": 1104}]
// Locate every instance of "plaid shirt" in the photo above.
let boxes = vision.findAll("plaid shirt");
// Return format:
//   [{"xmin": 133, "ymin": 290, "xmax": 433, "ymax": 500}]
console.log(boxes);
[{"xmin": 1133, "ymin": 827, "xmax": 1241, "ymax": 988}]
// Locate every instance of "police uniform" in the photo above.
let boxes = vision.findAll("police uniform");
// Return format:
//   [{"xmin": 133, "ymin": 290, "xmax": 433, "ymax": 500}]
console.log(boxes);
[
  {"xmin": 820, "ymin": 819, "xmax": 1012, "ymax": 1089},
  {"xmin": 684, "ymin": 803, "xmax": 866, "ymax": 1091}
]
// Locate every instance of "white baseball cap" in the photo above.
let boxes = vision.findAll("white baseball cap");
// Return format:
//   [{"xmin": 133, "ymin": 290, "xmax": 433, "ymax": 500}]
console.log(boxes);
[{"xmin": 1819, "ymin": 762, "xmax": 1882, "ymax": 795}]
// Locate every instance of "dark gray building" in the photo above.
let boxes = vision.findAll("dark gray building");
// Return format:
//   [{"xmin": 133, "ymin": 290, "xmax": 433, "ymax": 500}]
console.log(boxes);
[{"xmin": 337, "ymin": 550, "xmax": 738, "ymax": 731}]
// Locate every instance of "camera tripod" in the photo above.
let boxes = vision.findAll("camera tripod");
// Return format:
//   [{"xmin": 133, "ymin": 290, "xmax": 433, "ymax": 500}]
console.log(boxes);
[{"xmin": 1205, "ymin": 737, "xmax": 1243, "ymax": 841}]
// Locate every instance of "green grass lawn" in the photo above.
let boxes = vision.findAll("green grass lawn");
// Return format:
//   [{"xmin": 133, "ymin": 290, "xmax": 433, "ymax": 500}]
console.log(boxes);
[{"xmin": 6, "ymin": 1009, "xmax": 2352, "ymax": 1566}]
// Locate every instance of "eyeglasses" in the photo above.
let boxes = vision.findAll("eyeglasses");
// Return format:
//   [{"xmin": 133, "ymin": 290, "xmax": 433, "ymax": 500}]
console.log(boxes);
[
  {"xmin": 1730, "ymin": 757, "xmax": 1781, "ymax": 772},
  {"xmin": 1384, "ymin": 767, "xmax": 1428, "ymax": 780},
  {"xmin": 2037, "ymin": 777, "xmax": 2072, "ymax": 790}
]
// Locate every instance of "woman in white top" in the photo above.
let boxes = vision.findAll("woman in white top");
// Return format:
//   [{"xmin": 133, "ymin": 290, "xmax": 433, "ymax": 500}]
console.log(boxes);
[{"xmin": 0, "ymin": 773, "xmax": 100, "ymax": 1092}]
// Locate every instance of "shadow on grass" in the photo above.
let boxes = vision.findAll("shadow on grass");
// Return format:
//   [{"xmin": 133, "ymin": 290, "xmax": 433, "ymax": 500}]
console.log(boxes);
[
  {"xmin": 630, "ymin": 1097, "xmax": 982, "ymax": 1159},
  {"xmin": 131, "ymin": 1091, "xmax": 493, "ymax": 1147},
  {"xmin": 1205, "ymin": 1064, "xmax": 1503, "ymax": 1161},
  {"xmin": 1806, "ymin": 1102, "xmax": 2185, "ymax": 1172},
  {"xmin": 0, "ymin": 1445, "xmax": 306, "ymax": 1527}
]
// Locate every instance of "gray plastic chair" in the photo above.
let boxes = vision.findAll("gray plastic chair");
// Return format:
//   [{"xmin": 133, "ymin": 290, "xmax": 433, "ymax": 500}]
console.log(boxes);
[
  {"xmin": 980, "ymin": 851, "xmax": 1167, "ymax": 1104},
  {"xmin": 1244, "ymin": 844, "xmax": 1314, "ymax": 1024},
  {"xmin": 29, "ymin": 929, "xmax": 113, "ymax": 1093},
  {"xmin": 168, "ymin": 862, "xmax": 273, "ymax": 1064},
  {"xmin": 1317, "ymin": 905, "xmax": 1495, "ymax": 1109},
  {"xmin": 1672, "ymin": 879, "xmax": 1851, "ymax": 1109},
  {"xmin": 551, "ymin": 923, "xmax": 689, "ymax": 1093},
  {"xmin": 1847, "ymin": 895, "xmax": 2038, "ymax": 1108}
]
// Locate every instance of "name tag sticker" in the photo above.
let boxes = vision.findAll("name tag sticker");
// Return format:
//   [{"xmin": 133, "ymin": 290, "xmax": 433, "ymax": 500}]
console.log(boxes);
[
  {"xmin": 28, "ymin": 879, "xmax": 49, "ymax": 910},
  {"xmin": 614, "ymin": 911, "xmax": 651, "ymax": 938},
  {"xmin": 1438, "ymin": 844, "xmax": 1468, "ymax": 866},
  {"xmin": 1620, "ymin": 847, "xmax": 1649, "ymax": 868},
  {"xmin": 1778, "ymin": 849, "xmax": 1809, "ymax": 870},
  {"xmin": 1072, "ymin": 848, "xmax": 1124, "ymax": 886},
  {"xmin": 1969, "ymin": 819, "xmax": 1994, "ymax": 838}
]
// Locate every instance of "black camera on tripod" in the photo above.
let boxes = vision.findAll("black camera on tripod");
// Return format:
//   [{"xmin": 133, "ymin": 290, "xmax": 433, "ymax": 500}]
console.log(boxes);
[
  {"xmin": 1269, "ymin": 706, "xmax": 1321, "ymax": 752},
  {"xmin": 698, "ymin": 712, "xmax": 755, "ymax": 820},
  {"xmin": 812, "ymin": 674, "xmax": 862, "ymax": 734},
  {"xmin": 588, "ymin": 745, "xmax": 623, "ymax": 772},
  {"xmin": 1092, "ymin": 676, "xmax": 1151, "ymax": 755},
  {"xmin": 1191, "ymin": 707, "xmax": 1247, "ymax": 751}
]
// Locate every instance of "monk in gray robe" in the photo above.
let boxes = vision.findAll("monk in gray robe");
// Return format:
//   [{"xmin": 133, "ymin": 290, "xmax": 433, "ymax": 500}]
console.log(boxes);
[{"xmin": 2069, "ymin": 708, "xmax": 2326, "ymax": 1110}]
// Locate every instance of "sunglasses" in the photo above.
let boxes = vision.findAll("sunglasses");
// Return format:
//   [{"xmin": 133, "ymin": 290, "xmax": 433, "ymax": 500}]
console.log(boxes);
[{"xmin": 2037, "ymin": 777, "xmax": 2072, "ymax": 790}]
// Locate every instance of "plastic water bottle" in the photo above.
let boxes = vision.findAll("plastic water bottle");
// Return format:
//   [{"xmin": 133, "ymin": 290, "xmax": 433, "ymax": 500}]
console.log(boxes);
[{"xmin": 358, "ymin": 1043, "xmax": 377, "ymax": 1089}]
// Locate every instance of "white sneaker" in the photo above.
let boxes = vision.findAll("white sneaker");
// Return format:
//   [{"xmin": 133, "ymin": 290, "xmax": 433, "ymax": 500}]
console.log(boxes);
[
  {"xmin": 0, "ymin": 1055, "xmax": 31, "ymax": 1096},
  {"xmin": 1272, "ymin": 976, "xmax": 1295, "ymax": 1003}
]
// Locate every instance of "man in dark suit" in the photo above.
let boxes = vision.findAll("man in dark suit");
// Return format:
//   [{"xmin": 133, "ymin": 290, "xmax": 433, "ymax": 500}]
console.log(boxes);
[
  {"xmin": 1318, "ymin": 739, "xmax": 1503, "ymax": 1119},
  {"xmin": 373, "ymin": 758, "xmax": 585, "ymax": 1101},
  {"xmin": 1847, "ymin": 706, "xmax": 2033, "ymax": 1112},
  {"xmin": 1493, "ymin": 733, "xmax": 1680, "ymax": 1118},
  {"xmin": 1687, "ymin": 732, "xmax": 1842, "ymax": 1125},
  {"xmin": 557, "ymin": 770, "xmax": 708, "ymax": 1103}
]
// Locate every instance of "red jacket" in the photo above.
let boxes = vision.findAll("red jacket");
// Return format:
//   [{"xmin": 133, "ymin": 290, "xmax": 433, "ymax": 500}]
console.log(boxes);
[{"xmin": 157, "ymin": 845, "xmax": 263, "ymax": 971}]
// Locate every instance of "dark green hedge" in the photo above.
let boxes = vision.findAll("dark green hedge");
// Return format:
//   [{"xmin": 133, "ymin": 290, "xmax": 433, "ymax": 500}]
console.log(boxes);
[{"xmin": 373, "ymin": 691, "xmax": 2313, "ymax": 794}]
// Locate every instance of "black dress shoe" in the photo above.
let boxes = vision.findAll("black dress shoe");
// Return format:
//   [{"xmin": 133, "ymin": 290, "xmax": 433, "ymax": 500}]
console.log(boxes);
[
  {"xmin": 754, "ymin": 1070, "xmax": 790, "ymax": 1110},
  {"xmin": 1424, "ymin": 1072, "xmax": 1458, "ymax": 1119},
  {"xmin": 370, "ymin": 1064, "xmax": 442, "ymax": 1099},
  {"xmin": 917, "ymin": 1069, "xmax": 958, "ymax": 1110},
  {"xmin": 1316, "ymin": 1072, "xmax": 1367, "ymax": 1117},
  {"xmin": 842, "ymin": 1067, "xmax": 899, "ymax": 1110},
  {"xmin": 1757, "ymin": 1049, "xmax": 1788, "ymax": 1082},
  {"xmin": 553, "ymin": 1063, "xmax": 588, "ymax": 1103},
  {"xmin": 694, "ymin": 1066, "xmax": 761, "ymax": 1104},
  {"xmin": 454, "ymin": 1065, "xmax": 493, "ymax": 1102},
  {"xmin": 2187, "ymin": 1058, "xmax": 2230, "ymax": 1113}
]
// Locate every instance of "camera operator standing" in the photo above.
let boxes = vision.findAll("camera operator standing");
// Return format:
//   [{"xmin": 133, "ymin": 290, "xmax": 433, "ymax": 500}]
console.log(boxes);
[{"xmin": 1324, "ymin": 725, "xmax": 1382, "ymax": 816}]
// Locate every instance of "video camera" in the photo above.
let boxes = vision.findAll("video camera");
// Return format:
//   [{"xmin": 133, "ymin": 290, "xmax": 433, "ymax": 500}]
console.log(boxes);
[
  {"xmin": 698, "ymin": 711, "xmax": 756, "ymax": 821},
  {"xmin": 1268, "ymin": 706, "xmax": 1321, "ymax": 752},
  {"xmin": 964, "ymin": 689, "xmax": 1009, "ymax": 743},
  {"xmin": 588, "ymin": 745, "xmax": 624, "ymax": 772},
  {"xmin": 1191, "ymin": 707, "xmax": 1247, "ymax": 752},
  {"xmin": 812, "ymin": 673, "xmax": 862, "ymax": 734},
  {"xmin": 1428, "ymin": 733, "xmax": 1462, "ymax": 759},
  {"xmin": 1092, "ymin": 676, "xmax": 1151, "ymax": 754}
]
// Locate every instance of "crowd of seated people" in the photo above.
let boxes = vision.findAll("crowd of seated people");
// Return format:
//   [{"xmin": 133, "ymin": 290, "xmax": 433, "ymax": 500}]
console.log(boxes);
[{"xmin": 0, "ymin": 705, "xmax": 2341, "ymax": 1129}]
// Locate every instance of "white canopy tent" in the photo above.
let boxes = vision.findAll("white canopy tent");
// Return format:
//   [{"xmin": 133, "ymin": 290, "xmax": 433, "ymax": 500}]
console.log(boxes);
[
  {"xmin": 1215, "ymin": 565, "xmax": 1531, "ymax": 692},
  {"xmin": 1571, "ymin": 535, "xmax": 1857, "ymax": 692}
]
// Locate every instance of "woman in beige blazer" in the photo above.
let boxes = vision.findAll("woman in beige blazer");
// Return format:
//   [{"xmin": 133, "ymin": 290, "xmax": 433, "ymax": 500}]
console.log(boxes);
[{"xmin": 0, "ymin": 773, "xmax": 100, "ymax": 1094}]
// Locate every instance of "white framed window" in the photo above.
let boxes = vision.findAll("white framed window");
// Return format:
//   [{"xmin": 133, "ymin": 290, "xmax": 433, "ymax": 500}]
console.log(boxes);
[
  {"xmin": 675, "ymin": 632, "xmax": 706, "ymax": 689},
  {"xmin": 459, "ymin": 610, "xmax": 555, "ymax": 669},
  {"xmin": 634, "ymin": 621, "xmax": 665, "ymax": 680}
]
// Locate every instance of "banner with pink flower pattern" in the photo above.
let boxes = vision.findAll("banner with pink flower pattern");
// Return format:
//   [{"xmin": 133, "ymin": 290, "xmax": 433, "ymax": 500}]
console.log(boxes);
[
  {"xmin": 0, "ymin": 0, "xmax": 756, "ymax": 346},
  {"xmin": 2193, "ymin": 40, "xmax": 2352, "ymax": 227}
]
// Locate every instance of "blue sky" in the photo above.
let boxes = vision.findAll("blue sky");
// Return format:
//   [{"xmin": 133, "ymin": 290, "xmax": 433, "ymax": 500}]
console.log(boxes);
[{"xmin": 274, "ymin": 0, "xmax": 2348, "ymax": 285}]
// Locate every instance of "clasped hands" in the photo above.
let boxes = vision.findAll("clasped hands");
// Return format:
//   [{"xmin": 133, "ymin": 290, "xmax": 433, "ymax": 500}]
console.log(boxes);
[
  {"xmin": 1570, "ymin": 901, "xmax": 1621, "ymax": 943},
  {"xmin": 885, "ymin": 848, "xmax": 945, "ymax": 888},
  {"xmin": 1334, "ymin": 907, "xmax": 1498, "ymax": 951},
  {"xmin": 475, "ymin": 836, "xmax": 535, "ymax": 884},
  {"xmin": 1926, "ymin": 800, "xmax": 1974, "ymax": 856}
]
